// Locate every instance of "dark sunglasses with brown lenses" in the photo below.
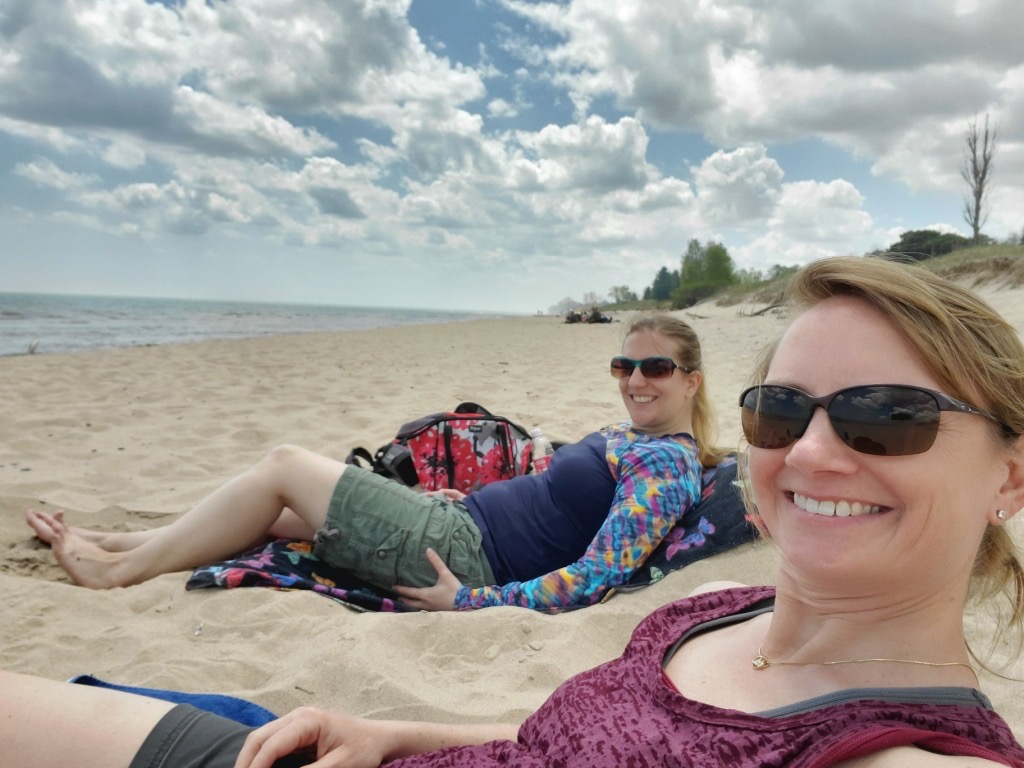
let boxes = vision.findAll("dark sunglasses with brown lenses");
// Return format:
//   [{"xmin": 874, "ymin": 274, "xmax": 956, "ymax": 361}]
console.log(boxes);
[
  {"xmin": 739, "ymin": 383, "xmax": 1009, "ymax": 457},
  {"xmin": 610, "ymin": 356, "xmax": 690, "ymax": 380}
]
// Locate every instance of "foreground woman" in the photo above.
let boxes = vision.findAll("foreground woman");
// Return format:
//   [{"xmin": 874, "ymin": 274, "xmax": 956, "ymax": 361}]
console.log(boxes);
[
  {"xmin": 5, "ymin": 256, "xmax": 1024, "ymax": 766},
  {"xmin": 27, "ymin": 314, "xmax": 726, "ymax": 612}
]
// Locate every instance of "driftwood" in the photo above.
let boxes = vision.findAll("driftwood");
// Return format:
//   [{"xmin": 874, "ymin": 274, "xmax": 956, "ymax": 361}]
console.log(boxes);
[{"xmin": 740, "ymin": 302, "xmax": 784, "ymax": 317}]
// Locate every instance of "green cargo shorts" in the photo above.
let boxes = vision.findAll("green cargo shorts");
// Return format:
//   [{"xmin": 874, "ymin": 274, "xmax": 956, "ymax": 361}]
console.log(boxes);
[{"xmin": 312, "ymin": 465, "xmax": 496, "ymax": 592}]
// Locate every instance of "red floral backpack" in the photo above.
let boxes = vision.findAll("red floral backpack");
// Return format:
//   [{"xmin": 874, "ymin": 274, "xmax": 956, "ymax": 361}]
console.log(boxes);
[{"xmin": 345, "ymin": 402, "xmax": 534, "ymax": 493}]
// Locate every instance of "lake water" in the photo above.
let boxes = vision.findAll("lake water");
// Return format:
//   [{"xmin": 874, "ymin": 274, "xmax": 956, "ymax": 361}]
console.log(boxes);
[{"xmin": 0, "ymin": 293, "xmax": 500, "ymax": 357}]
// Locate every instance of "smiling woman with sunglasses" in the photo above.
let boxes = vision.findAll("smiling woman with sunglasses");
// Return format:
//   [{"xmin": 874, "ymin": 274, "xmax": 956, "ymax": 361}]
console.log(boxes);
[
  {"xmin": 5, "ymin": 257, "xmax": 1024, "ymax": 767},
  {"xmin": 707, "ymin": 255, "xmax": 1024, "ymax": 765},
  {"xmin": 25, "ymin": 313, "xmax": 729, "ymax": 616}
]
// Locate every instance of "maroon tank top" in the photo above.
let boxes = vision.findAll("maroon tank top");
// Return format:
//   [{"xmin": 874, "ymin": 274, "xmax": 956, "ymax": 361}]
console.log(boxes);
[{"xmin": 394, "ymin": 586, "xmax": 1024, "ymax": 767}]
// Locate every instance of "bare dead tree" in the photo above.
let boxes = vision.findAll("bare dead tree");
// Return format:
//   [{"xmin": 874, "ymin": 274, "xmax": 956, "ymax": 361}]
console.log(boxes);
[{"xmin": 961, "ymin": 114, "xmax": 998, "ymax": 245}]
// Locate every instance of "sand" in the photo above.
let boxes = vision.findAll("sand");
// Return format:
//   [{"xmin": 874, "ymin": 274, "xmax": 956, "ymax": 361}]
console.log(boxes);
[{"xmin": 1, "ymin": 287, "xmax": 1022, "ymax": 741}]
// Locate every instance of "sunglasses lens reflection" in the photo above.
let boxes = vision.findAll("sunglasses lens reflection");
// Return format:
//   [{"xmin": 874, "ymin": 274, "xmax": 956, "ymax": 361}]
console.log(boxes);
[
  {"xmin": 828, "ymin": 387, "xmax": 939, "ymax": 456},
  {"xmin": 740, "ymin": 388, "xmax": 808, "ymax": 449},
  {"xmin": 610, "ymin": 358, "xmax": 633, "ymax": 378},
  {"xmin": 741, "ymin": 385, "xmax": 942, "ymax": 456},
  {"xmin": 610, "ymin": 357, "xmax": 677, "ymax": 380},
  {"xmin": 641, "ymin": 359, "xmax": 676, "ymax": 379}
]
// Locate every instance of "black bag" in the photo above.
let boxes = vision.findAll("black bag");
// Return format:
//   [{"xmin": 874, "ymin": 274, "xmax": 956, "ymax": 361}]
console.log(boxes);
[{"xmin": 345, "ymin": 402, "xmax": 533, "ymax": 493}]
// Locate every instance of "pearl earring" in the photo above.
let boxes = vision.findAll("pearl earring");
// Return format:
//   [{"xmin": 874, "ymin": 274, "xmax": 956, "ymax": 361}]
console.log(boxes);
[{"xmin": 997, "ymin": 510, "xmax": 1008, "ymax": 520}]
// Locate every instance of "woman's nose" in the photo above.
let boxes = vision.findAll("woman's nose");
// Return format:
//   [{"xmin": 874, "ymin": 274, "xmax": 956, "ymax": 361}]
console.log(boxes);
[
  {"xmin": 629, "ymin": 366, "xmax": 648, "ymax": 385},
  {"xmin": 784, "ymin": 408, "xmax": 858, "ymax": 472}
]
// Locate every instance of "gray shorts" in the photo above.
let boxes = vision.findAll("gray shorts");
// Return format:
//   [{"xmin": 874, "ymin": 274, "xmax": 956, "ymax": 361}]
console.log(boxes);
[
  {"xmin": 129, "ymin": 704, "xmax": 308, "ymax": 768},
  {"xmin": 312, "ymin": 465, "xmax": 495, "ymax": 592}
]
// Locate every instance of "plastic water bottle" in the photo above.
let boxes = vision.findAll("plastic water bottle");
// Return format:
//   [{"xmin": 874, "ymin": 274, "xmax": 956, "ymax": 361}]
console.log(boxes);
[{"xmin": 529, "ymin": 427, "xmax": 554, "ymax": 473}]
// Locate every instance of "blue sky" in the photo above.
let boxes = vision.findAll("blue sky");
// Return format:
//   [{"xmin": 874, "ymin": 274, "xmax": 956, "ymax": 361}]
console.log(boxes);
[{"xmin": 2, "ymin": 0, "xmax": 1022, "ymax": 313}]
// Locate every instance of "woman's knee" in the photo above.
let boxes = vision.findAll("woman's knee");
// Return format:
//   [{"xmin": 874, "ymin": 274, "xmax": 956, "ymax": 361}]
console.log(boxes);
[{"xmin": 259, "ymin": 444, "xmax": 311, "ymax": 473}]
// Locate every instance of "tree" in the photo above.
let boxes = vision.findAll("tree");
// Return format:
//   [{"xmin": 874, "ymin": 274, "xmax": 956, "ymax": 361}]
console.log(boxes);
[
  {"xmin": 673, "ymin": 239, "xmax": 737, "ymax": 308},
  {"xmin": 648, "ymin": 266, "xmax": 679, "ymax": 301},
  {"xmin": 608, "ymin": 285, "xmax": 638, "ymax": 304},
  {"xmin": 961, "ymin": 114, "xmax": 998, "ymax": 245},
  {"xmin": 883, "ymin": 229, "xmax": 969, "ymax": 260}
]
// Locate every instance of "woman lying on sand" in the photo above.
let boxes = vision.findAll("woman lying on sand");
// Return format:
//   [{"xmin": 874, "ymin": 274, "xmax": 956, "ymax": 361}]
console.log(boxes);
[
  {"xmin": 6, "ymin": 256, "xmax": 1024, "ymax": 766},
  {"xmin": 27, "ymin": 314, "xmax": 730, "ymax": 612}
]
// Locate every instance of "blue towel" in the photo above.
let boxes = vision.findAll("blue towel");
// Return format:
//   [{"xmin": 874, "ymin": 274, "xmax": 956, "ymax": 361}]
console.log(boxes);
[{"xmin": 69, "ymin": 674, "xmax": 277, "ymax": 727}]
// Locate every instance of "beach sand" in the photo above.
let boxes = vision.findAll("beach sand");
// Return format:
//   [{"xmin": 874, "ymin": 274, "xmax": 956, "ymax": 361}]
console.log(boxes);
[{"xmin": 1, "ymin": 285, "xmax": 1022, "ymax": 742}]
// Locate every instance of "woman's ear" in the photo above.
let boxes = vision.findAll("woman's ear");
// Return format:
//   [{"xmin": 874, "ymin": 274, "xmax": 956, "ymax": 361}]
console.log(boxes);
[
  {"xmin": 685, "ymin": 370, "xmax": 703, "ymax": 398},
  {"xmin": 995, "ymin": 435, "xmax": 1024, "ymax": 523}
]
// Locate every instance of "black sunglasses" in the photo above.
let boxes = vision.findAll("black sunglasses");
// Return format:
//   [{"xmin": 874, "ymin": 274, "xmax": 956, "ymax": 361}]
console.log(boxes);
[
  {"xmin": 739, "ymin": 384, "xmax": 1008, "ymax": 457},
  {"xmin": 610, "ymin": 356, "xmax": 690, "ymax": 380}
]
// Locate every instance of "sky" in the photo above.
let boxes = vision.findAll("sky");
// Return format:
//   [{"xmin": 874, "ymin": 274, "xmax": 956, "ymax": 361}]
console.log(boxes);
[{"xmin": 2, "ymin": 0, "xmax": 1023, "ymax": 314}]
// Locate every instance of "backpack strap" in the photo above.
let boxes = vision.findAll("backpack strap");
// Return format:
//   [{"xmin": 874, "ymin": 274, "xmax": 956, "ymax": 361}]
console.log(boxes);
[
  {"xmin": 454, "ymin": 402, "xmax": 532, "ymax": 444},
  {"xmin": 441, "ymin": 421, "xmax": 457, "ymax": 488},
  {"xmin": 345, "ymin": 444, "xmax": 419, "ymax": 487},
  {"xmin": 343, "ymin": 446, "xmax": 377, "ymax": 469},
  {"xmin": 454, "ymin": 401, "xmax": 493, "ymax": 416},
  {"xmin": 375, "ymin": 443, "xmax": 419, "ymax": 487}
]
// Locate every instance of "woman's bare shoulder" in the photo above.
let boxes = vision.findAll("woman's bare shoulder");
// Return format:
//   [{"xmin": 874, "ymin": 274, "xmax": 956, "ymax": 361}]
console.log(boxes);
[
  {"xmin": 835, "ymin": 747, "xmax": 1005, "ymax": 767},
  {"xmin": 687, "ymin": 580, "xmax": 748, "ymax": 597}
]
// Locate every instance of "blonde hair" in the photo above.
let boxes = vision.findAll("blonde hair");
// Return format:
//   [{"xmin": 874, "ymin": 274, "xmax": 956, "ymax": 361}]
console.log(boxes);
[
  {"xmin": 742, "ymin": 256, "xmax": 1024, "ymax": 656},
  {"xmin": 624, "ymin": 313, "xmax": 730, "ymax": 468}
]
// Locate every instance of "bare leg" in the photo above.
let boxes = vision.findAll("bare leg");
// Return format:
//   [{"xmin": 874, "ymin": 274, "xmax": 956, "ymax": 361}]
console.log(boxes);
[
  {"xmin": 27, "ymin": 507, "xmax": 317, "ymax": 554},
  {"xmin": 268, "ymin": 507, "xmax": 318, "ymax": 540},
  {"xmin": 27, "ymin": 445, "xmax": 346, "ymax": 589},
  {"xmin": 0, "ymin": 669, "xmax": 176, "ymax": 768}
]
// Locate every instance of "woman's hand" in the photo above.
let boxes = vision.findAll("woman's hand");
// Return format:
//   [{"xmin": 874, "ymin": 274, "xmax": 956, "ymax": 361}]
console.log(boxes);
[
  {"xmin": 234, "ymin": 707, "xmax": 389, "ymax": 768},
  {"xmin": 431, "ymin": 488, "xmax": 467, "ymax": 502},
  {"xmin": 235, "ymin": 708, "xmax": 523, "ymax": 768},
  {"xmin": 392, "ymin": 548, "xmax": 462, "ymax": 611}
]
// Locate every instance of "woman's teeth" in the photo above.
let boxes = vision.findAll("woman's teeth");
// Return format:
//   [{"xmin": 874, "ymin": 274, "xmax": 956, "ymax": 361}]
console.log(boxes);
[{"xmin": 793, "ymin": 492, "xmax": 882, "ymax": 517}]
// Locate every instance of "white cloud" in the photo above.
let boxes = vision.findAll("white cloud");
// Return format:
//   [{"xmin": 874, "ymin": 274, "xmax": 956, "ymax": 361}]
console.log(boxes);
[
  {"xmin": 14, "ymin": 157, "xmax": 100, "ymax": 190},
  {"xmin": 733, "ymin": 178, "xmax": 875, "ymax": 270},
  {"xmin": 501, "ymin": 0, "xmax": 1023, "ymax": 223},
  {"xmin": 512, "ymin": 116, "xmax": 655, "ymax": 193},
  {"xmin": 692, "ymin": 145, "xmax": 783, "ymax": 225}
]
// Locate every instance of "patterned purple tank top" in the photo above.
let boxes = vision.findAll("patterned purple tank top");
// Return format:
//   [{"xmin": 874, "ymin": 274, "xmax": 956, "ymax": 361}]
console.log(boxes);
[{"xmin": 394, "ymin": 586, "xmax": 1024, "ymax": 767}]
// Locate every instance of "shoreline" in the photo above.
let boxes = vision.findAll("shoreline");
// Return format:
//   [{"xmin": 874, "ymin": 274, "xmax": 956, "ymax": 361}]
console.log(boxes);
[{"xmin": 0, "ymin": 291, "xmax": 517, "ymax": 358}]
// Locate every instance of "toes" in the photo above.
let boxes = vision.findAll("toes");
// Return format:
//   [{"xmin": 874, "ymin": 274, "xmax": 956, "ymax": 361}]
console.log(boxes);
[{"xmin": 25, "ymin": 509, "xmax": 63, "ymax": 545}]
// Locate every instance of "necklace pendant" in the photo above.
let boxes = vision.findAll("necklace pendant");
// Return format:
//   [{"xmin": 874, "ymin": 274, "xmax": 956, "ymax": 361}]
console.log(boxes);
[{"xmin": 752, "ymin": 655, "xmax": 770, "ymax": 671}]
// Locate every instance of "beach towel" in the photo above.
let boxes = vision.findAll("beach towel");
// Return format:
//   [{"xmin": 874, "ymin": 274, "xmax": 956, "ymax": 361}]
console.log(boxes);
[
  {"xmin": 69, "ymin": 674, "xmax": 277, "ymax": 726},
  {"xmin": 186, "ymin": 458, "xmax": 756, "ymax": 611},
  {"xmin": 615, "ymin": 457, "xmax": 757, "ymax": 592},
  {"xmin": 186, "ymin": 538, "xmax": 414, "ymax": 612}
]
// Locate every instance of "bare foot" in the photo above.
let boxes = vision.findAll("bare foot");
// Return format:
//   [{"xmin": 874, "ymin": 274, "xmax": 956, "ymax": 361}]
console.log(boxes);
[
  {"xmin": 26, "ymin": 509, "xmax": 153, "ymax": 553},
  {"xmin": 25, "ymin": 509, "xmax": 68, "ymax": 545},
  {"xmin": 24, "ymin": 510, "xmax": 134, "ymax": 588}
]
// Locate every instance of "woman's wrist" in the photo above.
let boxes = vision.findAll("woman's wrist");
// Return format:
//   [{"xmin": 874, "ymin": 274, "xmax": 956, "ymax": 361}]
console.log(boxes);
[{"xmin": 375, "ymin": 719, "xmax": 519, "ymax": 761}]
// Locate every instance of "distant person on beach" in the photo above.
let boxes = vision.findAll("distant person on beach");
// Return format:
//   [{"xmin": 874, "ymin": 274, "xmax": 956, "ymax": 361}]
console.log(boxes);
[
  {"xmin": 6, "ymin": 256, "xmax": 1024, "ymax": 765},
  {"xmin": 27, "ymin": 314, "xmax": 730, "ymax": 612}
]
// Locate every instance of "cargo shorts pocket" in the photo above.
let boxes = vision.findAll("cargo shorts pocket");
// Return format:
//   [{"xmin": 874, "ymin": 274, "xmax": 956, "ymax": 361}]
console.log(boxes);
[
  {"xmin": 313, "ymin": 524, "xmax": 410, "ymax": 591},
  {"xmin": 364, "ymin": 527, "xmax": 409, "ymax": 587},
  {"xmin": 440, "ymin": 528, "xmax": 479, "ymax": 584}
]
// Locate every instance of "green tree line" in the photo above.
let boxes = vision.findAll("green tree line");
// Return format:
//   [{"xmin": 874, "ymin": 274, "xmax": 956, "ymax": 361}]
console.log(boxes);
[{"xmin": 625, "ymin": 227, "xmax": 1024, "ymax": 312}]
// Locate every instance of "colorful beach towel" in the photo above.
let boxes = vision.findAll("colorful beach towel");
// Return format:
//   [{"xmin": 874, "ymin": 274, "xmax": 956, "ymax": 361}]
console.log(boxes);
[
  {"xmin": 186, "ymin": 457, "xmax": 756, "ymax": 611},
  {"xmin": 186, "ymin": 538, "xmax": 413, "ymax": 612},
  {"xmin": 616, "ymin": 457, "xmax": 756, "ymax": 592}
]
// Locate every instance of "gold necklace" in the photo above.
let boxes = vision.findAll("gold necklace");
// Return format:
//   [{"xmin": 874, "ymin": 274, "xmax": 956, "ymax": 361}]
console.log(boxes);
[{"xmin": 752, "ymin": 645, "xmax": 974, "ymax": 673}]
